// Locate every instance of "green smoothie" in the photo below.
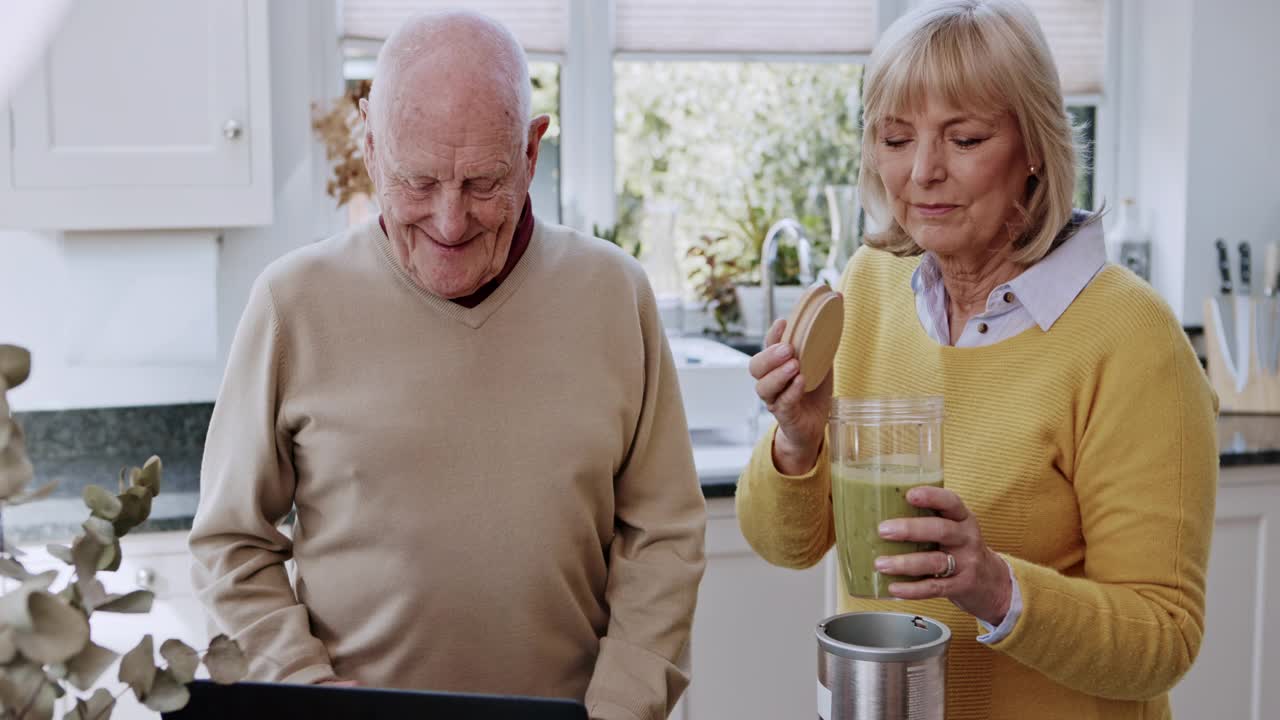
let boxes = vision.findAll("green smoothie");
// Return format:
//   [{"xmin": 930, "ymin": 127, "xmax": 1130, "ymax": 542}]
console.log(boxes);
[{"xmin": 832, "ymin": 462, "xmax": 944, "ymax": 598}]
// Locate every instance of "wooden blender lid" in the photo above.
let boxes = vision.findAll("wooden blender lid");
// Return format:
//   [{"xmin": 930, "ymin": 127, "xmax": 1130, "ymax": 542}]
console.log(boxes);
[{"xmin": 781, "ymin": 284, "xmax": 844, "ymax": 392}]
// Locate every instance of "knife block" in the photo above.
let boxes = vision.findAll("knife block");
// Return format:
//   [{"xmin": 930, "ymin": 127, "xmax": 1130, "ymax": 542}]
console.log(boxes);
[{"xmin": 1203, "ymin": 297, "xmax": 1280, "ymax": 413}]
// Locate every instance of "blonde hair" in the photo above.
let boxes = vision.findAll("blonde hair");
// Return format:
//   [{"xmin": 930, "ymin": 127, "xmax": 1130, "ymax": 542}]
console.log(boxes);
[{"xmin": 858, "ymin": 0, "xmax": 1086, "ymax": 263}]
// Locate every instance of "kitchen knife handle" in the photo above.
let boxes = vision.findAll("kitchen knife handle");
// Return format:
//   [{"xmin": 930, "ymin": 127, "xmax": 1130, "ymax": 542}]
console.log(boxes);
[
  {"xmin": 1239, "ymin": 241, "xmax": 1252, "ymax": 294},
  {"xmin": 1216, "ymin": 238, "xmax": 1233, "ymax": 295}
]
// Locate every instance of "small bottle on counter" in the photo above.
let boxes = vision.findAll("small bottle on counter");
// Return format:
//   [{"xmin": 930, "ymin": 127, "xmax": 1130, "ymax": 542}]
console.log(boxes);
[{"xmin": 1106, "ymin": 198, "xmax": 1151, "ymax": 281}]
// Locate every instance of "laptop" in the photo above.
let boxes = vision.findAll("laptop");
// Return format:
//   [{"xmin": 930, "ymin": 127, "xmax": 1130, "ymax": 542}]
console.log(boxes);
[{"xmin": 163, "ymin": 680, "xmax": 590, "ymax": 719}]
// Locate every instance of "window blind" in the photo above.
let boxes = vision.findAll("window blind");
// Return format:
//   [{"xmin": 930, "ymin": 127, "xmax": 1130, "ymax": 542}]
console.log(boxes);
[
  {"xmin": 614, "ymin": 0, "xmax": 877, "ymax": 54},
  {"xmin": 1023, "ymin": 0, "xmax": 1106, "ymax": 95},
  {"xmin": 616, "ymin": 1, "xmax": 1104, "ymax": 94},
  {"xmin": 341, "ymin": 0, "xmax": 568, "ymax": 54},
  {"xmin": 343, "ymin": 1, "xmax": 1106, "ymax": 94}
]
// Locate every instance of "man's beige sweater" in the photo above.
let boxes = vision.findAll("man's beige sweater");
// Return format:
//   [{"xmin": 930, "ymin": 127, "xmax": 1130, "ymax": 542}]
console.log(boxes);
[{"xmin": 189, "ymin": 218, "xmax": 707, "ymax": 720}]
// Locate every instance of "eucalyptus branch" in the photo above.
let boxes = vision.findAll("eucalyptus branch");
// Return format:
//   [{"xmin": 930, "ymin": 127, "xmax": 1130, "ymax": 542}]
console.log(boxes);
[
  {"xmin": 84, "ymin": 686, "xmax": 128, "ymax": 720},
  {"xmin": 0, "ymin": 345, "xmax": 246, "ymax": 719},
  {"xmin": 14, "ymin": 674, "xmax": 49, "ymax": 720}
]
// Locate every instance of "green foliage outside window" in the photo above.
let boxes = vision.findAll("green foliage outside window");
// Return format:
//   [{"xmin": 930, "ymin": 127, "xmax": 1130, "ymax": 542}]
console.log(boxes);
[{"xmin": 615, "ymin": 62, "xmax": 865, "ymax": 291}]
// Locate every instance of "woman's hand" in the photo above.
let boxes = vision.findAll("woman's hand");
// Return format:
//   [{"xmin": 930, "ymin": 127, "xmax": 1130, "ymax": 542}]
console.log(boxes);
[
  {"xmin": 749, "ymin": 317, "xmax": 834, "ymax": 475},
  {"xmin": 874, "ymin": 485, "xmax": 1013, "ymax": 626}
]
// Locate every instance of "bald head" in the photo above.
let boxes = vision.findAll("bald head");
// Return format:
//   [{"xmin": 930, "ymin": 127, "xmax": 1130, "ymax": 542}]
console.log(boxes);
[
  {"xmin": 367, "ymin": 11, "xmax": 532, "ymax": 139},
  {"xmin": 358, "ymin": 11, "xmax": 550, "ymax": 301}
]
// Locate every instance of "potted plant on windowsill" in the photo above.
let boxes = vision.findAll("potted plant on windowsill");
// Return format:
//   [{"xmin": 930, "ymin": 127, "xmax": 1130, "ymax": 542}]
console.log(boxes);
[
  {"xmin": 685, "ymin": 220, "xmax": 814, "ymax": 342},
  {"xmin": 728, "ymin": 185, "xmax": 861, "ymax": 342},
  {"xmin": 732, "ymin": 264, "xmax": 812, "ymax": 343},
  {"xmin": 0, "ymin": 345, "xmax": 247, "ymax": 719},
  {"xmin": 685, "ymin": 233, "xmax": 747, "ymax": 337},
  {"xmin": 689, "ymin": 188, "xmax": 817, "ymax": 341}
]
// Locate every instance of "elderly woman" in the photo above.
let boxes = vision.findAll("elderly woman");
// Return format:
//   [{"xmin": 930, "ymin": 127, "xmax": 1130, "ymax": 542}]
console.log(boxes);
[{"xmin": 737, "ymin": 1, "xmax": 1217, "ymax": 718}]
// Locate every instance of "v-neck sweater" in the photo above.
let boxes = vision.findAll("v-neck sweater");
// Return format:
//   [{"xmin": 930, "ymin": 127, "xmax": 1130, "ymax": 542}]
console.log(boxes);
[{"xmin": 190, "ymin": 216, "xmax": 707, "ymax": 720}]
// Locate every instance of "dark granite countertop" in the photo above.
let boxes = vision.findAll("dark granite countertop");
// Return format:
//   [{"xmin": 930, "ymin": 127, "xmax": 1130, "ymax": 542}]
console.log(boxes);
[
  {"xmin": 701, "ymin": 482, "xmax": 736, "ymax": 499},
  {"xmin": 3, "ymin": 404, "xmax": 1275, "ymax": 542},
  {"xmin": 3, "ymin": 403, "xmax": 746, "ymax": 544},
  {"xmin": 1218, "ymin": 414, "xmax": 1280, "ymax": 466},
  {"xmin": 698, "ymin": 413, "xmax": 1280, "ymax": 498},
  {"xmin": 4, "ymin": 403, "xmax": 211, "ymax": 545}
]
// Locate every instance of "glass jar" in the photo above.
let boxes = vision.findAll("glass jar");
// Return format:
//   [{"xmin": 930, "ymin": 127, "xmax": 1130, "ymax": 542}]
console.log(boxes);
[{"xmin": 829, "ymin": 397, "xmax": 944, "ymax": 599}]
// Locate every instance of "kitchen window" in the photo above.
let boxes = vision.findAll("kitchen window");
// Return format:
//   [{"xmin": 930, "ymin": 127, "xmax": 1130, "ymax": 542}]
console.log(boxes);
[
  {"xmin": 338, "ymin": 0, "xmax": 1111, "ymax": 272},
  {"xmin": 614, "ymin": 60, "xmax": 863, "ymax": 298},
  {"xmin": 1068, "ymin": 105, "xmax": 1097, "ymax": 210}
]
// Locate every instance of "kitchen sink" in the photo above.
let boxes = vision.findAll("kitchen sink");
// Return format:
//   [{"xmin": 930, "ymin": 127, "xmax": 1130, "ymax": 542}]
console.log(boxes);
[{"xmin": 668, "ymin": 335, "xmax": 758, "ymax": 434}]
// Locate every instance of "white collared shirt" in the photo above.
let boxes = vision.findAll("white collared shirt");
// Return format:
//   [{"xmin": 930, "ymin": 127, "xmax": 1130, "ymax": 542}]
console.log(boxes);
[
  {"xmin": 911, "ymin": 212, "xmax": 1107, "ymax": 347},
  {"xmin": 908, "ymin": 213, "xmax": 1106, "ymax": 643}
]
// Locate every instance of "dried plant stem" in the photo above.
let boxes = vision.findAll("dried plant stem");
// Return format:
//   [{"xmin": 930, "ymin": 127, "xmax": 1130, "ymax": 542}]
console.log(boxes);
[
  {"xmin": 85, "ymin": 687, "xmax": 128, "ymax": 720},
  {"xmin": 13, "ymin": 675, "xmax": 48, "ymax": 720}
]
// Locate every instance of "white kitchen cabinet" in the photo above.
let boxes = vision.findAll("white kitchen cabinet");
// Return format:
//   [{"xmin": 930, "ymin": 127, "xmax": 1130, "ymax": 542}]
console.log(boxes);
[
  {"xmin": 0, "ymin": 0, "xmax": 272, "ymax": 230},
  {"xmin": 1170, "ymin": 464, "xmax": 1280, "ymax": 720},
  {"xmin": 15, "ymin": 530, "xmax": 208, "ymax": 720},
  {"xmin": 673, "ymin": 497, "xmax": 829, "ymax": 720}
]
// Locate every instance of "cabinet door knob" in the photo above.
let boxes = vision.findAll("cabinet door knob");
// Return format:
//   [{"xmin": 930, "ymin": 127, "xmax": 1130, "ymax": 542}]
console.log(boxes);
[
  {"xmin": 222, "ymin": 120, "xmax": 243, "ymax": 141},
  {"xmin": 136, "ymin": 567, "xmax": 157, "ymax": 590}
]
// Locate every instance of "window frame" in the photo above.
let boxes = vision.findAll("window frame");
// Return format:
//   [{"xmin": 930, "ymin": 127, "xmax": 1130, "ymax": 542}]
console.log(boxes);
[{"xmin": 339, "ymin": 0, "xmax": 1117, "ymax": 228}]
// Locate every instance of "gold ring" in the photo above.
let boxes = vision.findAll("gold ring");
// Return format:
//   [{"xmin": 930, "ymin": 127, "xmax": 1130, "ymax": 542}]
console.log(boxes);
[{"xmin": 935, "ymin": 552, "xmax": 957, "ymax": 579}]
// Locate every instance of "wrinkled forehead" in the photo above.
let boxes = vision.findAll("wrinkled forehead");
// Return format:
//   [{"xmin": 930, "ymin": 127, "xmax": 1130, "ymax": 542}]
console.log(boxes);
[{"xmin": 375, "ymin": 54, "xmax": 524, "ymax": 149}]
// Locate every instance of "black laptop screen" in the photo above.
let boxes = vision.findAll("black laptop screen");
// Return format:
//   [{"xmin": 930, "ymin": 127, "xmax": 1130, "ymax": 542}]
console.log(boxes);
[{"xmin": 163, "ymin": 681, "xmax": 589, "ymax": 720}]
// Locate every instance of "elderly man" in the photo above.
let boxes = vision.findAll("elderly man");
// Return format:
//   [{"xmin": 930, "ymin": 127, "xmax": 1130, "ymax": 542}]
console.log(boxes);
[{"xmin": 189, "ymin": 11, "xmax": 706, "ymax": 720}]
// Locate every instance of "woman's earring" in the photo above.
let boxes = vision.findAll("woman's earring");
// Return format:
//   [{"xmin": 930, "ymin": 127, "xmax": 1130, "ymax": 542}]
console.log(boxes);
[{"xmin": 1029, "ymin": 164, "xmax": 1038, "ymax": 176}]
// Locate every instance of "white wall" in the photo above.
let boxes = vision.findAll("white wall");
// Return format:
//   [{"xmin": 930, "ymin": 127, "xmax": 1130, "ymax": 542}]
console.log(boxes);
[
  {"xmin": 0, "ymin": 228, "xmax": 224, "ymax": 410},
  {"xmin": 1182, "ymin": 0, "xmax": 1280, "ymax": 323},
  {"xmin": 217, "ymin": 0, "xmax": 344, "ymax": 373},
  {"xmin": 0, "ymin": 0, "xmax": 342, "ymax": 411},
  {"xmin": 1131, "ymin": 0, "xmax": 1280, "ymax": 325},
  {"xmin": 1132, "ymin": 0, "xmax": 1193, "ymax": 320},
  {"xmin": 0, "ymin": 233, "xmax": 74, "ymax": 405}
]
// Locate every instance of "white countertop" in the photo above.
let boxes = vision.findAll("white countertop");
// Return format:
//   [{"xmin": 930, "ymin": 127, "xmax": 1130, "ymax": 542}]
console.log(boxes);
[
  {"xmin": 690, "ymin": 427, "xmax": 762, "ymax": 484},
  {"xmin": 693, "ymin": 443, "xmax": 754, "ymax": 483}
]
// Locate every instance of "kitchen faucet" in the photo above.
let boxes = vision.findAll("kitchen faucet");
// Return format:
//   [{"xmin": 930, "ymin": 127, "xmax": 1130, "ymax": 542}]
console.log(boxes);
[{"xmin": 761, "ymin": 218, "xmax": 815, "ymax": 334}]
